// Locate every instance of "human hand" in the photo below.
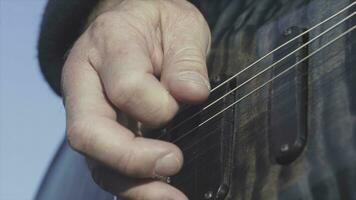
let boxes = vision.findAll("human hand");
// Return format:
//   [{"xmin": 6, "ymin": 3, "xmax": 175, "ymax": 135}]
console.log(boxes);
[{"xmin": 62, "ymin": 0, "xmax": 211, "ymax": 199}]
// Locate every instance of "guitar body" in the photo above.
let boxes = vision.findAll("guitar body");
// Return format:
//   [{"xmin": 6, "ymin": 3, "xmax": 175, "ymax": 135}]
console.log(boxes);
[
  {"xmin": 186, "ymin": 0, "xmax": 356, "ymax": 199},
  {"xmin": 36, "ymin": 0, "xmax": 356, "ymax": 200}
]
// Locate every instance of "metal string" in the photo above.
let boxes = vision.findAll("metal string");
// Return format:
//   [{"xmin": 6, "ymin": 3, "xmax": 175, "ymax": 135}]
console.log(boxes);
[
  {"xmin": 173, "ymin": 25, "xmax": 356, "ymax": 144},
  {"xmin": 156, "ymin": 4, "xmax": 355, "ymax": 139},
  {"xmin": 181, "ymin": 65, "xmax": 353, "ymax": 154},
  {"xmin": 167, "ymin": 21, "xmax": 355, "ymax": 191},
  {"xmin": 112, "ymin": 3, "xmax": 355, "ymax": 199},
  {"xmin": 157, "ymin": 10, "xmax": 355, "ymax": 139},
  {"xmin": 181, "ymin": 88, "xmax": 349, "ymax": 170},
  {"xmin": 209, "ymin": 2, "xmax": 355, "ymax": 93}
]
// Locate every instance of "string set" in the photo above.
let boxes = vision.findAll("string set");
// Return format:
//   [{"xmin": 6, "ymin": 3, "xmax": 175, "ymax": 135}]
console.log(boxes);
[
  {"xmin": 182, "ymin": 81, "xmax": 351, "ymax": 168},
  {"xmin": 114, "ymin": 3, "xmax": 356, "ymax": 200},
  {"xmin": 155, "ymin": 2, "xmax": 355, "ymax": 146},
  {"xmin": 156, "ymin": 2, "xmax": 356, "ymax": 139},
  {"xmin": 176, "ymin": 24, "xmax": 356, "ymax": 145}
]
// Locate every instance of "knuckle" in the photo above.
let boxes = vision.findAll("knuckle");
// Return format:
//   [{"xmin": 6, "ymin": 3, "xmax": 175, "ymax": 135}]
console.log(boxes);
[
  {"xmin": 66, "ymin": 119, "xmax": 94, "ymax": 153},
  {"xmin": 87, "ymin": 12, "xmax": 120, "ymax": 47},
  {"xmin": 88, "ymin": 10, "xmax": 148, "ymax": 46},
  {"xmin": 66, "ymin": 121, "xmax": 84, "ymax": 151},
  {"xmin": 178, "ymin": 51, "xmax": 205, "ymax": 66},
  {"xmin": 121, "ymin": 186, "xmax": 146, "ymax": 200},
  {"xmin": 145, "ymin": 102, "xmax": 172, "ymax": 126},
  {"xmin": 114, "ymin": 142, "xmax": 147, "ymax": 177},
  {"xmin": 173, "ymin": 2, "xmax": 211, "ymax": 48},
  {"xmin": 162, "ymin": 0, "xmax": 207, "ymax": 27},
  {"xmin": 90, "ymin": 12, "xmax": 115, "ymax": 36},
  {"xmin": 106, "ymin": 74, "xmax": 141, "ymax": 108},
  {"xmin": 118, "ymin": 149, "xmax": 136, "ymax": 175},
  {"xmin": 171, "ymin": 48, "xmax": 206, "ymax": 71},
  {"xmin": 178, "ymin": 1, "xmax": 206, "ymax": 27},
  {"xmin": 186, "ymin": 5, "xmax": 204, "ymax": 21},
  {"xmin": 114, "ymin": 141, "xmax": 152, "ymax": 177}
]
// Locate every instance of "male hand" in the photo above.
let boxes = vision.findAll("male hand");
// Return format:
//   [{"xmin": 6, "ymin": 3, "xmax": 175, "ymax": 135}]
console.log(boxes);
[{"xmin": 62, "ymin": 0, "xmax": 211, "ymax": 199}]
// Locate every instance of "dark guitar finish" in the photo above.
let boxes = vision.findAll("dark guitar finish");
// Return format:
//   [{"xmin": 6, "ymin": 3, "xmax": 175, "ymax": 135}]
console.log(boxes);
[
  {"xmin": 151, "ymin": 0, "xmax": 356, "ymax": 199},
  {"xmin": 36, "ymin": 0, "xmax": 356, "ymax": 200}
]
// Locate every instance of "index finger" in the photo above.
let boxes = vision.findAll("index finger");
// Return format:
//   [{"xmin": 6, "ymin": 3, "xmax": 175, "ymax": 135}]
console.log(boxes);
[{"xmin": 62, "ymin": 41, "xmax": 183, "ymax": 178}]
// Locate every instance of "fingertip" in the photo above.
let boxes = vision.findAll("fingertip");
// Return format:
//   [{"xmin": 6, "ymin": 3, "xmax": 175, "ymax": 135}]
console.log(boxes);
[
  {"xmin": 121, "ymin": 137, "xmax": 183, "ymax": 178},
  {"xmin": 167, "ymin": 71, "xmax": 211, "ymax": 104},
  {"xmin": 123, "ymin": 180, "xmax": 188, "ymax": 200},
  {"xmin": 92, "ymin": 166, "xmax": 188, "ymax": 200},
  {"xmin": 130, "ymin": 181, "xmax": 188, "ymax": 200},
  {"xmin": 135, "ymin": 137, "xmax": 184, "ymax": 177},
  {"xmin": 154, "ymin": 151, "xmax": 183, "ymax": 177}
]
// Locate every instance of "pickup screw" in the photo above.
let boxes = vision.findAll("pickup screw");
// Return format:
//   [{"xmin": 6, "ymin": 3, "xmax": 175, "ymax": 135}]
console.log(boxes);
[
  {"xmin": 212, "ymin": 76, "xmax": 221, "ymax": 82},
  {"xmin": 204, "ymin": 191, "xmax": 214, "ymax": 199},
  {"xmin": 280, "ymin": 144, "xmax": 290, "ymax": 152},
  {"xmin": 284, "ymin": 28, "xmax": 293, "ymax": 36},
  {"xmin": 161, "ymin": 128, "xmax": 168, "ymax": 135},
  {"xmin": 216, "ymin": 184, "xmax": 229, "ymax": 200},
  {"xmin": 166, "ymin": 177, "xmax": 171, "ymax": 184},
  {"xmin": 161, "ymin": 128, "xmax": 171, "ymax": 140}
]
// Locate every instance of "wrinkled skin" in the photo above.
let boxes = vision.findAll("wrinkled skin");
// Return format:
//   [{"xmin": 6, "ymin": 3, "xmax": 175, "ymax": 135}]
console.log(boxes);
[
  {"xmin": 49, "ymin": 0, "xmax": 356, "ymax": 199},
  {"xmin": 62, "ymin": 0, "xmax": 211, "ymax": 199}
]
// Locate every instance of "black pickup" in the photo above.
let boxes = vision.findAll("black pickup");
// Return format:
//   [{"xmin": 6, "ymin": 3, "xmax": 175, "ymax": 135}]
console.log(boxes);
[{"xmin": 268, "ymin": 26, "xmax": 309, "ymax": 165}]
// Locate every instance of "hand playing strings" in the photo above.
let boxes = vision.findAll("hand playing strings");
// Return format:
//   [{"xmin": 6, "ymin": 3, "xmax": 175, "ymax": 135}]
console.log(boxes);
[{"xmin": 61, "ymin": 0, "xmax": 211, "ymax": 199}]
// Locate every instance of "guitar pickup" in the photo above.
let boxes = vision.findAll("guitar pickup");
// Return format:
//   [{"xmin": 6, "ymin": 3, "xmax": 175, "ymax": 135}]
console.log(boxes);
[{"xmin": 269, "ymin": 26, "xmax": 309, "ymax": 165}]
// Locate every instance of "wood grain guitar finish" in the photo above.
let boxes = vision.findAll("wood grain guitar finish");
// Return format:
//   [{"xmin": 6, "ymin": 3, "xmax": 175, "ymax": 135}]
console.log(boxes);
[
  {"xmin": 36, "ymin": 0, "xmax": 356, "ymax": 199},
  {"xmin": 155, "ymin": 0, "xmax": 356, "ymax": 199}
]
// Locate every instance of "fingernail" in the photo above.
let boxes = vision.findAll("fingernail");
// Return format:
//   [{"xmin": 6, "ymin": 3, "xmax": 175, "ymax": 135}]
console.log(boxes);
[
  {"xmin": 177, "ymin": 71, "xmax": 211, "ymax": 90},
  {"xmin": 155, "ymin": 153, "xmax": 181, "ymax": 176}
]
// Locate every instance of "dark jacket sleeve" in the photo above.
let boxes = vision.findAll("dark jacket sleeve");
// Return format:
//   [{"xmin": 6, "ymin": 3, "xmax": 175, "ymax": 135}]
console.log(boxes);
[{"xmin": 38, "ymin": 0, "xmax": 99, "ymax": 96}]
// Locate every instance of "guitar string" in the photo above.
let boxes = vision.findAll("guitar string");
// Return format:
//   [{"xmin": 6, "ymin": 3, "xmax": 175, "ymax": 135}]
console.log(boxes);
[
  {"xmin": 175, "ymin": 94, "xmax": 348, "ymax": 188},
  {"xmin": 177, "ymin": 93, "xmax": 339, "ymax": 185},
  {"xmin": 157, "ymin": 10, "xmax": 355, "ymax": 139},
  {"xmin": 181, "ymin": 65, "xmax": 353, "ymax": 153},
  {"xmin": 157, "ymin": 2, "xmax": 356, "ymax": 139},
  {"xmin": 180, "ymin": 58, "xmax": 356, "ymax": 156},
  {"xmin": 173, "ymin": 25, "xmax": 356, "ymax": 144},
  {"xmin": 115, "ymin": 4, "xmax": 355, "ymax": 199},
  {"xmin": 176, "ymin": 39, "xmax": 355, "ymax": 191},
  {"xmin": 157, "ymin": 7, "xmax": 355, "ymax": 139},
  {"xmin": 209, "ymin": 1, "xmax": 354, "ymax": 93},
  {"xmin": 175, "ymin": 25, "xmax": 355, "ymax": 144}
]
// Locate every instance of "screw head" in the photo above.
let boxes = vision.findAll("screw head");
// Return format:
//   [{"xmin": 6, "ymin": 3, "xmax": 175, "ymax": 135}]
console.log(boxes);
[
  {"xmin": 280, "ymin": 144, "xmax": 290, "ymax": 152},
  {"xmin": 284, "ymin": 28, "xmax": 293, "ymax": 36},
  {"xmin": 166, "ymin": 177, "xmax": 171, "ymax": 184},
  {"xmin": 161, "ymin": 128, "xmax": 168, "ymax": 135},
  {"xmin": 212, "ymin": 76, "xmax": 221, "ymax": 82},
  {"xmin": 204, "ymin": 191, "xmax": 214, "ymax": 199},
  {"xmin": 216, "ymin": 184, "xmax": 229, "ymax": 200}
]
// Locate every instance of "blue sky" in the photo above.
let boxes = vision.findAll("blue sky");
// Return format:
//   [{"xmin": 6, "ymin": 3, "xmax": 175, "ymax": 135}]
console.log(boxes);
[{"xmin": 0, "ymin": 1, "xmax": 66, "ymax": 199}]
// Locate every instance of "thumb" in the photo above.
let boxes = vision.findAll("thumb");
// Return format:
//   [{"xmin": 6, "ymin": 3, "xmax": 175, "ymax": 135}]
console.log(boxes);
[{"xmin": 160, "ymin": 3, "xmax": 211, "ymax": 104}]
